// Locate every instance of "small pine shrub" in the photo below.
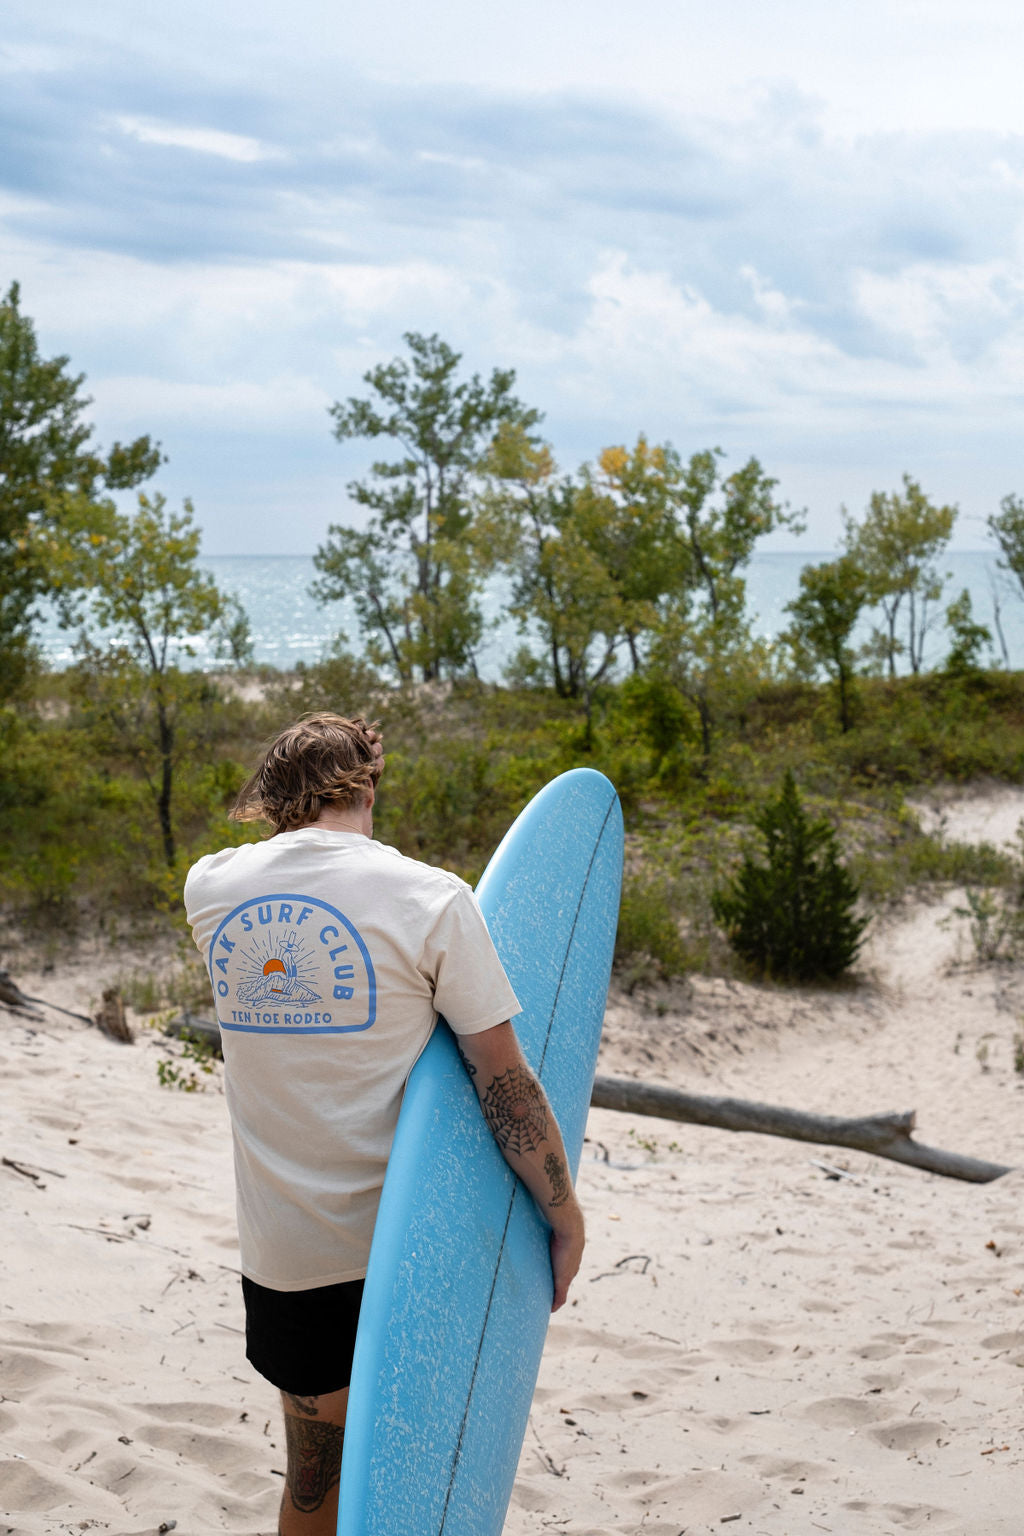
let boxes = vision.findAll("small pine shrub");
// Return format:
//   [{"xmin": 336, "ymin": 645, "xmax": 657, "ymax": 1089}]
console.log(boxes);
[{"xmin": 712, "ymin": 770, "xmax": 867, "ymax": 981}]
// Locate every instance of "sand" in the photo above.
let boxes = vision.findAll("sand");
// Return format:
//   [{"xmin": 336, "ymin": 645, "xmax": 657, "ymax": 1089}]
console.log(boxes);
[{"xmin": 3, "ymin": 788, "xmax": 1024, "ymax": 1535}]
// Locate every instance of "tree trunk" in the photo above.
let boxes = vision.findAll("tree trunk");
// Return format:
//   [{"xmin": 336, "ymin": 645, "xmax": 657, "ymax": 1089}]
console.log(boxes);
[
  {"xmin": 157, "ymin": 702, "xmax": 175, "ymax": 866},
  {"xmin": 589, "ymin": 1075, "xmax": 1012, "ymax": 1184},
  {"xmin": 837, "ymin": 663, "xmax": 852, "ymax": 733},
  {"xmin": 697, "ymin": 695, "xmax": 712, "ymax": 759}
]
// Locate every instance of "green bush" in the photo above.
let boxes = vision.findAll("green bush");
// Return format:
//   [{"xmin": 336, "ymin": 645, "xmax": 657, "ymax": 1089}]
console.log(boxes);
[
  {"xmin": 615, "ymin": 874, "xmax": 691, "ymax": 982},
  {"xmin": 712, "ymin": 771, "xmax": 867, "ymax": 981}
]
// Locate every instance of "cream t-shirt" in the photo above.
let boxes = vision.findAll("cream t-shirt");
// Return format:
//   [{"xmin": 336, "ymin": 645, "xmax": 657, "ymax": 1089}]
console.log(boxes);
[{"xmin": 184, "ymin": 828, "xmax": 520, "ymax": 1290}]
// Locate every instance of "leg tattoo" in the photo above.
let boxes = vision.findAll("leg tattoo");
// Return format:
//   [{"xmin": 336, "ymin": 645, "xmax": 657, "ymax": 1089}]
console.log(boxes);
[{"xmin": 284, "ymin": 1415, "xmax": 344, "ymax": 1514}]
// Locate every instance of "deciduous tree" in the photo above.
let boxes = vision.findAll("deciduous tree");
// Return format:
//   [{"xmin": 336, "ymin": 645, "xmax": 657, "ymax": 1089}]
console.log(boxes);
[
  {"xmin": 987, "ymin": 493, "xmax": 1024, "ymax": 601},
  {"xmin": 649, "ymin": 449, "xmax": 798, "ymax": 758},
  {"xmin": 314, "ymin": 333, "xmax": 541, "ymax": 683},
  {"xmin": 943, "ymin": 589, "xmax": 992, "ymax": 675},
  {"xmin": 71, "ymin": 492, "xmax": 250, "ymax": 865},
  {"xmin": 783, "ymin": 556, "xmax": 867, "ymax": 731},
  {"xmin": 481, "ymin": 430, "xmax": 680, "ymax": 702},
  {"xmin": 843, "ymin": 476, "xmax": 956, "ymax": 676}
]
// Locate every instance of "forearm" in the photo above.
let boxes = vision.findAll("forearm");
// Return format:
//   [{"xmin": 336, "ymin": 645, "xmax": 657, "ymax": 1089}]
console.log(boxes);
[{"xmin": 457, "ymin": 1022, "xmax": 585, "ymax": 1309}]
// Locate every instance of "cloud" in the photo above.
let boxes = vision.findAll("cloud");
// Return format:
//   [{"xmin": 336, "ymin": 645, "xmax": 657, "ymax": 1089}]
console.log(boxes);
[
  {"xmin": 4, "ymin": 13, "xmax": 1024, "ymax": 549},
  {"xmin": 113, "ymin": 115, "xmax": 284, "ymax": 164}
]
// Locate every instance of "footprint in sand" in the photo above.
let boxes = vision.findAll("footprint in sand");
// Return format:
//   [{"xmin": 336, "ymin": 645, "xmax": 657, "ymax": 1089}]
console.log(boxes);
[
  {"xmin": 135, "ymin": 1420, "xmax": 255, "ymax": 1476},
  {"xmin": 803, "ymin": 1394, "xmax": 889, "ymax": 1429},
  {"xmin": 704, "ymin": 1336, "xmax": 781, "ymax": 1363},
  {"xmin": 739, "ymin": 1452, "xmax": 828, "ymax": 1481},
  {"xmin": 980, "ymin": 1330, "xmax": 1024, "ymax": 1351},
  {"xmin": 1, "ymin": 1459, "xmax": 122, "ymax": 1520},
  {"xmin": 0, "ymin": 1348, "xmax": 63, "ymax": 1397},
  {"xmin": 134, "ymin": 1398, "xmax": 237, "ymax": 1428},
  {"xmin": 867, "ymin": 1417, "xmax": 945, "ymax": 1451},
  {"xmin": 842, "ymin": 1497, "xmax": 957, "ymax": 1530}
]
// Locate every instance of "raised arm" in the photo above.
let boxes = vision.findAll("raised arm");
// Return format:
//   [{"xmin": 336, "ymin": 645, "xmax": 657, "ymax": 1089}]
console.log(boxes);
[{"xmin": 456, "ymin": 1020, "xmax": 585, "ymax": 1312}]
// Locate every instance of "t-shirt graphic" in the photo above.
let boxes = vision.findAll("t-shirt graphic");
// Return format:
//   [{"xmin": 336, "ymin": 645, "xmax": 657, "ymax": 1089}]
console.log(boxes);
[{"xmin": 208, "ymin": 891, "xmax": 376, "ymax": 1034}]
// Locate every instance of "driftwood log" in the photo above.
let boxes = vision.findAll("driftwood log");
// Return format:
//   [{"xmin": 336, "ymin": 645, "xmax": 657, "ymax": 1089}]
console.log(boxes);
[
  {"xmin": 165, "ymin": 1012, "xmax": 223, "ymax": 1054},
  {"xmin": 590, "ymin": 1075, "xmax": 1013, "ymax": 1185},
  {"xmin": 161, "ymin": 1014, "xmax": 1012, "ymax": 1186},
  {"xmin": 0, "ymin": 968, "xmax": 94, "ymax": 1027}
]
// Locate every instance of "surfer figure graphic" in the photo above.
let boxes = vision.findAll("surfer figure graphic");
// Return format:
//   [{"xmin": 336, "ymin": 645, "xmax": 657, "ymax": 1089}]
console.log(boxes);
[{"xmin": 184, "ymin": 713, "xmax": 585, "ymax": 1536}]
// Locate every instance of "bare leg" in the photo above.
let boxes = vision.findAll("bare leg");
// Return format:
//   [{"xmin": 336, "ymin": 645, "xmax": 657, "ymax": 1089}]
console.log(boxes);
[{"xmin": 278, "ymin": 1387, "xmax": 348, "ymax": 1536}]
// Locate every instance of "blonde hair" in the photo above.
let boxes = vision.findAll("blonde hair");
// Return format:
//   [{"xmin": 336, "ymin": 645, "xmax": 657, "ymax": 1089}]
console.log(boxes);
[{"xmin": 230, "ymin": 713, "xmax": 384, "ymax": 834}]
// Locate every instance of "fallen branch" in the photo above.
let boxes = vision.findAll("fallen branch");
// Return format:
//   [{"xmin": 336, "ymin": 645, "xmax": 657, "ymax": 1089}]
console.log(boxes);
[
  {"xmin": 0, "ymin": 968, "xmax": 93, "ymax": 1027},
  {"xmin": 164, "ymin": 1013, "xmax": 222, "ymax": 1055},
  {"xmin": 589, "ymin": 1075, "xmax": 1013, "ymax": 1184}
]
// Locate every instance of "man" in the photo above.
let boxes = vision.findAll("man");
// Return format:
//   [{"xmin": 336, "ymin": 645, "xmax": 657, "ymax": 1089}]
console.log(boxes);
[{"xmin": 184, "ymin": 713, "xmax": 585, "ymax": 1536}]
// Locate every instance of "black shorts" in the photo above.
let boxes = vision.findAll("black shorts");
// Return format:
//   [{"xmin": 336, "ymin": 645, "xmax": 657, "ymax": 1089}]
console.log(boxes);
[{"xmin": 241, "ymin": 1275, "xmax": 365, "ymax": 1397}]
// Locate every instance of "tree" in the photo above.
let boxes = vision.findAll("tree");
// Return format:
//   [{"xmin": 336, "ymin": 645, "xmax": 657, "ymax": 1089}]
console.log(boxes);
[
  {"xmin": 712, "ymin": 771, "xmax": 867, "ymax": 981},
  {"xmin": 649, "ymin": 449, "xmax": 799, "ymax": 758},
  {"xmin": 313, "ymin": 333, "xmax": 542, "ymax": 683},
  {"xmin": 783, "ymin": 556, "xmax": 867, "ymax": 732},
  {"xmin": 481, "ymin": 430, "xmax": 679, "ymax": 702},
  {"xmin": 485, "ymin": 432, "xmax": 794, "ymax": 753},
  {"xmin": 71, "ymin": 492, "xmax": 250, "ymax": 865},
  {"xmin": 0, "ymin": 282, "xmax": 161, "ymax": 697},
  {"xmin": 988, "ymin": 493, "xmax": 1024, "ymax": 601},
  {"xmin": 843, "ymin": 476, "xmax": 957, "ymax": 676},
  {"xmin": 943, "ymin": 589, "xmax": 992, "ymax": 675}
]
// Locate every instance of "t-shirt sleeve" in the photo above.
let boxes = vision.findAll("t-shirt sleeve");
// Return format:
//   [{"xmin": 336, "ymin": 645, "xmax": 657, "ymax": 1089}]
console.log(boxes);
[{"xmin": 422, "ymin": 883, "xmax": 521, "ymax": 1035}]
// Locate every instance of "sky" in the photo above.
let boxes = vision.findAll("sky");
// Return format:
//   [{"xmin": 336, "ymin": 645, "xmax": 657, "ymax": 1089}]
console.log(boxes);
[{"xmin": 3, "ymin": 0, "xmax": 1023, "ymax": 553}]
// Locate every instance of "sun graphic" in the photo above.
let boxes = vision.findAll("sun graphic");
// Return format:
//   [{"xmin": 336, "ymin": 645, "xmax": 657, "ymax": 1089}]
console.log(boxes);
[{"xmin": 263, "ymin": 958, "xmax": 287, "ymax": 991}]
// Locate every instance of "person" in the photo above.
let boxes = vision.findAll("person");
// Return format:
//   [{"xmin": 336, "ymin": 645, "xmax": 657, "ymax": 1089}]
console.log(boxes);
[{"xmin": 183, "ymin": 713, "xmax": 585, "ymax": 1536}]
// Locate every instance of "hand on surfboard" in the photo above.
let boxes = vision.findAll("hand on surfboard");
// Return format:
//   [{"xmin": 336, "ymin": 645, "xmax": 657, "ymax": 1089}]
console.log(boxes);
[{"xmin": 549, "ymin": 1208, "xmax": 586, "ymax": 1312}]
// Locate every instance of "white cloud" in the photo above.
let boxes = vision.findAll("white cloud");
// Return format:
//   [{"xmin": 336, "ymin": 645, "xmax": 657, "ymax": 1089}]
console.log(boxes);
[
  {"xmin": 94, "ymin": 373, "xmax": 328, "ymax": 427},
  {"xmin": 114, "ymin": 114, "xmax": 284, "ymax": 163}
]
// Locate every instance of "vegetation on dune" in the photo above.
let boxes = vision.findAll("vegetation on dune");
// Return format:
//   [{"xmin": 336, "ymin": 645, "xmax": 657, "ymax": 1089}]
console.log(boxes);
[
  {"xmin": 5, "ymin": 304, "xmax": 1024, "ymax": 992},
  {"xmin": 7, "ymin": 662, "xmax": 1024, "ymax": 994}
]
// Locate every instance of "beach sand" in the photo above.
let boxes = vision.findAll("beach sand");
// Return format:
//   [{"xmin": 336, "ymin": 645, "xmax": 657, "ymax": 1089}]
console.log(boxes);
[{"xmin": 3, "ymin": 789, "xmax": 1024, "ymax": 1534}]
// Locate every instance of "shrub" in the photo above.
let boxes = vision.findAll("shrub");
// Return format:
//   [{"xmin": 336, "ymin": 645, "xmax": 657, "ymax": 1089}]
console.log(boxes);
[
  {"xmin": 712, "ymin": 771, "xmax": 867, "ymax": 980},
  {"xmin": 615, "ymin": 874, "xmax": 691, "ymax": 982}
]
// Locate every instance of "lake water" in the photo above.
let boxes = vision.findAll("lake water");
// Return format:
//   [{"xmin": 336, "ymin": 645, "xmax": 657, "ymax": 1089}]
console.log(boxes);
[{"xmin": 34, "ymin": 549, "xmax": 1024, "ymax": 676}]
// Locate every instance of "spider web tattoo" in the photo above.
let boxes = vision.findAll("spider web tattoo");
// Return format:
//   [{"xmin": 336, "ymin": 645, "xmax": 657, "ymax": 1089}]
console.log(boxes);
[{"xmin": 481, "ymin": 1065, "xmax": 549, "ymax": 1155}]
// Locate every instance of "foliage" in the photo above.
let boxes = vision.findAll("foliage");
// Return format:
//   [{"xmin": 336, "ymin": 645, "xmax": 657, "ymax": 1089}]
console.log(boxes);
[
  {"xmin": 0, "ymin": 281, "xmax": 160, "ymax": 699},
  {"xmin": 987, "ymin": 493, "xmax": 1024, "ymax": 602},
  {"xmin": 952, "ymin": 822, "xmax": 1024, "ymax": 963},
  {"xmin": 314, "ymin": 333, "xmax": 541, "ymax": 683},
  {"xmin": 260, "ymin": 644, "xmax": 384, "ymax": 724},
  {"xmin": 156, "ymin": 1033, "xmax": 218, "ymax": 1092},
  {"xmin": 615, "ymin": 873, "xmax": 692, "ymax": 985},
  {"xmin": 68, "ymin": 492, "xmax": 252, "ymax": 864},
  {"xmin": 712, "ymin": 771, "xmax": 868, "ymax": 980},
  {"xmin": 843, "ymin": 475, "xmax": 957, "ymax": 676},
  {"xmin": 486, "ymin": 429, "xmax": 797, "ymax": 756},
  {"xmin": 944, "ymin": 588, "xmax": 993, "ymax": 675},
  {"xmin": 783, "ymin": 555, "xmax": 867, "ymax": 731},
  {"xmin": 646, "ymin": 447, "xmax": 799, "ymax": 758},
  {"xmin": 954, "ymin": 887, "xmax": 1022, "ymax": 963},
  {"xmin": 485, "ymin": 455, "xmax": 626, "ymax": 701}
]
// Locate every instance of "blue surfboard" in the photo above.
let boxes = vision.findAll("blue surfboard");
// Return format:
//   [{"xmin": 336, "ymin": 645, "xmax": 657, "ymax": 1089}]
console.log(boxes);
[{"xmin": 337, "ymin": 767, "xmax": 623, "ymax": 1536}]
